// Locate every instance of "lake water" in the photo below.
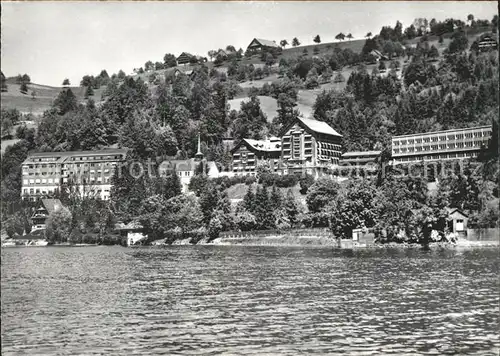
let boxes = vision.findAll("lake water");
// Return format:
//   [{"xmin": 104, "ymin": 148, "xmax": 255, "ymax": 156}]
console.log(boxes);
[{"xmin": 1, "ymin": 246, "xmax": 499, "ymax": 355}]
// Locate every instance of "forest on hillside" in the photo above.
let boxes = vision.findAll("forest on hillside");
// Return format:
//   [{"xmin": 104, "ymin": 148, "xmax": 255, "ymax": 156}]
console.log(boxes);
[{"xmin": 1, "ymin": 15, "xmax": 498, "ymax": 244}]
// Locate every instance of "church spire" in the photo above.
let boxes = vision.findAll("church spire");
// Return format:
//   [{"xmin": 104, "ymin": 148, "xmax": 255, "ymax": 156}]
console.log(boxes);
[{"xmin": 195, "ymin": 133, "xmax": 203, "ymax": 161}]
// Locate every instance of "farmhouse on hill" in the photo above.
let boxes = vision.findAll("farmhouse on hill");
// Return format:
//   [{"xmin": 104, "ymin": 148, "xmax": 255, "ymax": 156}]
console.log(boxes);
[
  {"xmin": 246, "ymin": 38, "xmax": 282, "ymax": 54},
  {"xmin": 177, "ymin": 52, "xmax": 207, "ymax": 65}
]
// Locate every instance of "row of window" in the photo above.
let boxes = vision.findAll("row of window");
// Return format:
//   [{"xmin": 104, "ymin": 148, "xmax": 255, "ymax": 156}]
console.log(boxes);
[
  {"xmin": 24, "ymin": 162, "xmax": 118, "ymax": 170},
  {"xmin": 393, "ymin": 151, "xmax": 478, "ymax": 162},
  {"xmin": 393, "ymin": 131, "xmax": 489, "ymax": 145},
  {"xmin": 393, "ymin": 141, "xmax": 484, "ymax": 154},
  {"xmin": 68, "ymin": 155, "xmax": 123, "ymax": 162}
]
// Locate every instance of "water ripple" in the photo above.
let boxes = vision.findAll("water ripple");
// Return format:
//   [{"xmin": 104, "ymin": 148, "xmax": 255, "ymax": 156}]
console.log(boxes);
[{"xmin": 1, "ymin": 246, "xmax": 499, "ymax": 355}]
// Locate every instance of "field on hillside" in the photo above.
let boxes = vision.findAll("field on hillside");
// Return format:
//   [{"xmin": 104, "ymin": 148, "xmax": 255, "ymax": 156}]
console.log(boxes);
[
  {"xmin": 281, "ymin": 38, "xmax": 366, "ymax": 59},
  {"xmin": 1, "ymin": 81, "xmax": 104, "ymax": 114},
  {"xmin": 228, "ymin": 95, "xmax": 278, "ymax": 122}
]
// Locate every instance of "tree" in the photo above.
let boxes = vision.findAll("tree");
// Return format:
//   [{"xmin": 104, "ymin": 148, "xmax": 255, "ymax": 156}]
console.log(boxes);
[
  {"xmin": 243, "ymin": 185, "xmax": 256, "ymax": 213},
  {"xmin": 20, "ymin": 82, "xmax": 28, "ymax": 94},
  {"xmin": 254, "ymin": 185, "xmax": 274, "ymax": 229},
  {"xmin": 333, "ymin": 71, "xmax": 345, "ymax": 84},
  {"xmin": 62, "ymin": 78, "xmax": 70, "ymax": 86},
  {"xmin": 275, "ymin": 92, "xmax": 299, "ymax": 128},
  {"xmin": 163, "ymin": 53, "xmax": 177, "ymax": 68},
  {"xmin": 284, "ymin": 189, "xmax": 300, "ymax": 227},
  {"xmin": 328, "ymin": 179, "xmax": 378, "ymax": 239},
  {"xmin": 292, "ymin": 37, "xmax": 301, "ymax": 47},
  {"xmin": 305, "ymin": 67, "xmax": 319, "ymax": 89},
  {"xmin": 46, "ymin": 207, "xmax": 73, "ymax": 243},
  {"xmin": 313, "ymin": 35, "xmax": 321, "ymax": 44},
  {"xmin": 335, "ymin": 32, "xmax": 345, "ymax": 42},
  {"xmin": 21, "ymin": 74, "xmax": 31, "ymax": 84},
  {"xmin": 84, "ymin": 85, "xmax": 94, "ymax": 98},
  {"xmin": 53, "ymin": 88, "xmax": 78, "ymax": 115},
  {"xmin": 1, "ymin": 71, "xmax": 7, "ymax": 92},
  {"xmin": 365, "ymin": 32, "xmax": 372, "ymax": 39},
  {"xmin": 117, "ymin": 70, "xmax": 126, "ymax": 79},
  {"xmin": 280, "ymin": 39, "xmax": 289, "ymax": 48},
  {"xmin": 306, "ymin": 177, "xmax": 340, "ymax": 213},
  {"xmin": 145, "ymin": 61, "xmax": 154, "ymax": 72},
  {"xmin": 467, "ymin": 14, "xmax": 474, "ymax": 26},
  {"xmin": 492, "ymin": 15, "xmax": 499, "ymax": 33},
  {"xmin": 346, "ymin": 33, "xmax": 353, "ymax": 41},
  {"xmin": 448, "ymin": 31, "xmax": 469, "ymax": 54},
  {"xmin": 233, "ymin": 94, "xmax": 268, "ymax": 140},
  {"xmin": 428, "ymin": 45, "xmax": 439, "ymax": 60}
]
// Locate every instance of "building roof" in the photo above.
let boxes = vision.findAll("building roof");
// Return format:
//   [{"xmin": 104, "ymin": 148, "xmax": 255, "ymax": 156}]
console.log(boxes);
[
  {"xmin": 446, "ymin": 207, "xmax": 468, "ymax": 217},
  {"xmin": 248, "ymin": 38, "xmax": 281, "ymax": 49},
  {"xmin": 115, "ymin": 221, "xmax": 144, "ymax": 231},
  {"xmin": 239, "ymin": 138, "xmax": 282, "ymax": 153},
  {"xmin": 297, "ymin": 117, "xmax": 342, "ymax": 137},
  {"xmin": 23, "ymin": 148, "xmax": 128, "ymax": 165},
  {"xmin": 341, "ymin": 150, "xmax": 382, "ymax": 158}
]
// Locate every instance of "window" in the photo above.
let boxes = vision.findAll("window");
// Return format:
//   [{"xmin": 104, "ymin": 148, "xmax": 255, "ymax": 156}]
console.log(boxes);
[
  {"xmin": 23, "ymin": 179, "xmax": 28, "ymax": 185},
  {"xmin": 42, "ymin": 179, "xmax": 47, "ymax": 183}
]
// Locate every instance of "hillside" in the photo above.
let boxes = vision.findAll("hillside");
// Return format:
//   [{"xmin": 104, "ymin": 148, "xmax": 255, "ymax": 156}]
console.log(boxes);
[
  {"xmin": 280, "ymin": 38, "xmax": 366, "ymax": 58},
  {"xmin": 1, "ymin": 80, "xmax": 104, "ymax": 114}
]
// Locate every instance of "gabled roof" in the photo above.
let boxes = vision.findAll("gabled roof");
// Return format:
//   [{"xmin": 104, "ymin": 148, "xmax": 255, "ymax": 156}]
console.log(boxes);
[
  {"xmin": 177, "ymin": 52, "xmax": 193, "ymax": 59},
  {"xmin": 296, "ymin": 117, "xmax": 342, "ymax": 137},
  {"xmin": 248, "ymin": 38, "xmax": 281, "ymax": 49},
  {"xmin": 231, "ymin": 138, "xmax": 281, "ymax": 154},
  {"xmin": 115, "ymin": 220, "xmax": 144, "ymax": 231},
  {"xmin": 22, "ymin": 148, "xmax": 128, "ymax": 165},
  {"xmin": 446, "ymin": 207, "xmax": 468, "ymax": 217},
  {"xmin": 245, "ymin": 138, "xmax": 281, "ymax": 152}
]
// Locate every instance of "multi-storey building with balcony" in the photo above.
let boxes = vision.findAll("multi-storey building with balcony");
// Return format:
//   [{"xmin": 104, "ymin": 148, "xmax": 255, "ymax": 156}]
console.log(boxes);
[
  {"xmin": 391, "ymin": 125, "xmax": 492, "ymax": 164},
  {"xmin": 231, "ymin": 137, "xmax": 282, "ymax": 175},
  {"xmin": 21, "ymin": 149, "xmax": 128, "ymax": 201},
  {"xmin": 280, "ymin": 117, "xmax": 342, "ymax": 176}
]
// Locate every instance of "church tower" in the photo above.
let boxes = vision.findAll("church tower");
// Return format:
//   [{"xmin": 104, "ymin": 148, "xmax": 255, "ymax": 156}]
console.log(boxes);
[{"xmin": 194, "ymin": 133, "xmax": 204, "ymax": 161}]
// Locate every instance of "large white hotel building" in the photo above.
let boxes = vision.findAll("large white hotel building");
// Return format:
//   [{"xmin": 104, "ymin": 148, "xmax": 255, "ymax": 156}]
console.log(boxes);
[
  {"xmin": 21, "ymin": 149, "xmax": 127, "ymax": 201},
  {"xmin": 391, "ymin": 125, "xmax": 493, "ymax": 164}
]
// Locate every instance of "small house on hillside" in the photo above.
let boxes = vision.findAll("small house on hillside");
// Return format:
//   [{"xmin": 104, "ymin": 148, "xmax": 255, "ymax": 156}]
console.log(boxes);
[
  {"xmin": 177, "ymin": 52, "xmax": 194, "ymax": 65},
  {"xmin": 246, "ymin": 38, "xmax": 282, "ymax": 54},
  {"xmin": 177, "ymin": 52, "xmax": 206, "ymax": 65},
  {"xmin": 31, "ymin": 199, "xmax": 64, "ymax": 231},
  {"xmin": 476, "ymin": 34, "xmax": 498, "ymax": 53},
  {"xmin": 369, "ymin": 50, "xmax": 389, "ymax": 62}
]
